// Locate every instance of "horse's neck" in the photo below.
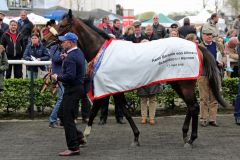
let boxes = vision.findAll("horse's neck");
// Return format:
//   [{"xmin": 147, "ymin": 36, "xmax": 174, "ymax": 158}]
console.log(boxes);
[{"xmin": 76, "ymin": 21, "xmax": 106, "ymax": 62}]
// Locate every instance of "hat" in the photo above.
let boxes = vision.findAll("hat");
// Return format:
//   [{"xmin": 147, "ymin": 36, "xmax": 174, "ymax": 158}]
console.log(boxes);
[
  {"xmin": 58, "ymin": 32, "xmax": 78, "ymax": 43},
  {"xmin": 133, "ymin": 21, "xmax": 141, "ymax": 27},
  {"xmin": 170, "ymin": 23, "xmax": 178, "ymax": 28},
  {"xmin": 202, "ymin": 27, "xmax": 214, "ymax": 34},
  {"xmin": 0, "ymin": 12, "xmax": 5, "ymax": 16}
]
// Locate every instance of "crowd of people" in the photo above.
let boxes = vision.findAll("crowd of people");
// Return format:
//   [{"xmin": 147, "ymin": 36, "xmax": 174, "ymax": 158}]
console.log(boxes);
[{"xmin": 0, "ymin": 9, "xmax": 240, "ymax": 156}]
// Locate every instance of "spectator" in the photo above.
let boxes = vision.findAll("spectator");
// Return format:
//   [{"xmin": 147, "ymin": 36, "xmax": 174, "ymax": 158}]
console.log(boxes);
[
  {"xmin": 98, "ymin": 19, "xmax": 125, "ymax": 125},
  {"xmin": 51, "ymin": 32, "xmax": 86, "ymax": 156},
  {"xmin": 1, "ymin": 20, "xmax": 24, "ymax": 79},
  {"xmin": 41, "ymin": 20, "xmax": 56, "ymax": 38},
  {"xmin": 170, "ymin": 23, "xmax": 178, "ymax": 30},
  {"xmin": 152, "ymin": 15, "xmax": 166, "ymax": 39},
  {"xmin": 122, "ymin": 25, "xmax": 134, "ymax": 40},
  {"xmin": 0, "ymin": 45, "xmax": 8, "ymax": 93},
  {"xmin": 186, "ymin": 33, "xmax": 199, "ymax": 44},
  {"xmin": 198, "ymin": 28, "xmax": 225, "ymax": 127},
  {"xmin": 0, "ymin": 12, "xmax": 9, "ymax": 41},
  {"xmin": 137, "ymin": 38, "xmax": 162, "ymax": 125},
  {"xmin": 17, "ymin": 10, "xmax": 34, "ymax": 52},
  {"xmin": 224, "ymin": 29, "xmax": 236, "ymax": 44},
  {"xmin": 169, "ymin": 29, "xmax": 179, "ymax": 37},
  {"xmin": 178, "ymin": 18, "xmax": 196, "ymax": 38},
  {"xmin": 224, "ymin": 37, "xmax": 239, "ymax": 77},
  {"xmin": 112, "ymin": 19, "xmax": 122, "ymax": 39},
  {"xmin": 98, "ymin": 16, "xmax": 113, "ymax": 34},
  {"xmin": 202, "ymin": 13, "xmax": 220, "ymax": 39},
  {"xmin": 125, "ymin": 21, "xmax": 145, "ymax": 43},
  {"xmin": 23, "ymin": 33, "xmax": 50, "ymax": 79},
  {"xmin": 48, "ymin": 44, "xmax": 64, "ymax": 128},
  {"xmin": 31, "ymin": 27, "xmax": 42, "ymax": 40},
  {"xmin": 232, "ymin": 15, "xmax": 240, "ymax": 37},
  {"xmin": 143, "ymin": 25, "xmax": 158, "ymax": 41}
]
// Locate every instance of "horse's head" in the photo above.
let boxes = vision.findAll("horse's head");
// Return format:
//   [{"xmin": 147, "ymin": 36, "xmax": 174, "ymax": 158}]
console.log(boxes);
[
  {"xmin": 43, "ymin": 9, "xmax": 74, "ymax": 48},
  {"xmin": 43, "ymin": 9, "xmax": 111, "ymax": 62}
]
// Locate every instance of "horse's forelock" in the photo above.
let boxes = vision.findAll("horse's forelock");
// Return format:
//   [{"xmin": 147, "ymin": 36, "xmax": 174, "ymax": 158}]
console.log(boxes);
[{"xmin": 68, "ymin": 9, "xmax": 72, "ymax": 19}]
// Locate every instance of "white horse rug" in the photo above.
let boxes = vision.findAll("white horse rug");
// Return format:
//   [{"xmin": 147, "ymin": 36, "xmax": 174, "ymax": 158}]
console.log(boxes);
[{"xmin": 91, "ymin": 37, "xmax": 202, "ymax": 100}]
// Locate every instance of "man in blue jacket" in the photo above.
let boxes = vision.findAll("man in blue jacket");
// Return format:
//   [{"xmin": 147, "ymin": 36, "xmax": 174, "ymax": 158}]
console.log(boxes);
[
  {"xmin": 48, "ymin": 44, "xmax": 64, "ymax": 128},
  {"xmin": 51, "ymin": 32, "xmax": 86, "ymax": 156}
]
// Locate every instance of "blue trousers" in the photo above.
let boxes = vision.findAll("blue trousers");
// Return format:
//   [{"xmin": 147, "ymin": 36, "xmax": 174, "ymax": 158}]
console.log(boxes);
[{"xmin": 49, "ymin": 83, "xmax": 64, "ymax": 124}]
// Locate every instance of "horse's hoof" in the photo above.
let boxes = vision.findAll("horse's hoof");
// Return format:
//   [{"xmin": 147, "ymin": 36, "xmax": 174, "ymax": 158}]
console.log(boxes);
[
  {"xmin": 84, "ymin": 126, "xmax": 92, "ymax": 137},
  {"xmin": 183, "ymin": 137, "xmax": 189, "ymax": 144},
  {"xmin": 131, "ymin": 141, "xmax": 140, "ymax": 147},
  {"xmin": 184, "ymin": 142, "xmax": 193, "ymax": 148},
  {"xmin": 82, "ymin": 136, "xmax": 88, "ymax": 144}
]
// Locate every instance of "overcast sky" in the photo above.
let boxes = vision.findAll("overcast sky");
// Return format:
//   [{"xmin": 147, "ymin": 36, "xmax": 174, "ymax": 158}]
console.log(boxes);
[{"xmin": 115, "ymin": 0, "xmax": 218, "ymax": 15}]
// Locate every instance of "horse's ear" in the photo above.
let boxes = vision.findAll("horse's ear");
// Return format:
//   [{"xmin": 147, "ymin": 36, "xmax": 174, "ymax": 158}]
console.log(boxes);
[{"xmin": 68, "ymin": 9, "xmax": 72, "ymax": 19}]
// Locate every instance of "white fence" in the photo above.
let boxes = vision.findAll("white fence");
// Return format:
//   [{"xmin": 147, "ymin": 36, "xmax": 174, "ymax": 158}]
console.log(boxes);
[{"xmin": 7, "ymin": 60, "xmax": 51, "ymax": 78}]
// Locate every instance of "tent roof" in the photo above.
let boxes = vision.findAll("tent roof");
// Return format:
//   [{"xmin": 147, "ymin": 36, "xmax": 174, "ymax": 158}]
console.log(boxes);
[{"xmin": 44, "ymin": 10, "xmax": 67, "ymax": 21}]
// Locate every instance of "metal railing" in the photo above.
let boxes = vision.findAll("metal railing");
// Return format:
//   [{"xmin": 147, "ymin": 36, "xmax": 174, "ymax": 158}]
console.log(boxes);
[{"xmin": 7, "ymin": 60, "xmax": 51, "ymax": 119}]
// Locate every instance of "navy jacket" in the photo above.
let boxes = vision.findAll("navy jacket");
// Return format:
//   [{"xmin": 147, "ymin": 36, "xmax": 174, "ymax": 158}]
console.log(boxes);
[
  {"xmin": 49, "ymin": 44, "xmax": 63, "ymax": 75},
  {"xmin": 23, "ymin": 42, "xmax": 50, "ymax": 71},
  {"xmin": 1, "ymin": 31, "xmax": 24, "ymax": 59},
  {"xmin": 57, "ymin": 48, "xmax": 85, "ymax": 86}
]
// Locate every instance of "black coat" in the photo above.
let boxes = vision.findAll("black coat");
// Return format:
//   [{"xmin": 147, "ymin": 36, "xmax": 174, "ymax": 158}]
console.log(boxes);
[
  {"xmin": 1, "ymin": 31, "xmax": 24, "ymax": 59},
  {"xmin": 125, "ymin": 33, "xmax": 145, "ymax": 43},
  {"xmin": 178, "ymin": 25, "xmax": 196, "ymax": 38},
  {"xmin": 17, "ymin": 18, "xmax": 34, "ymax": 51},
  {"xmin": 0, "ymin": 22, "xmax": 9, "ymax": 41}
]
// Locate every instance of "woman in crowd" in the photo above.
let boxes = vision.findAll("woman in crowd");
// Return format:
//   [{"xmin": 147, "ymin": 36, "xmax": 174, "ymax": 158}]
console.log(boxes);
[{"xmin": 23, "ymin": 33, "xmax": 50, "ymax": 79}]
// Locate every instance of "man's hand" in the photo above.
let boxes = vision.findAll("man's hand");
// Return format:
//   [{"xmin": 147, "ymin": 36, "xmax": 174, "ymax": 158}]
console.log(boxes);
[
  {"xmin": 60, "ymin": 53, "xmax": 67, "ymax": 60},
  {"xmin": 51, "ymin": 74, "xmax": 58, "ymax": 81},
  {"xmin": 217, "ymin": 61, "xmax": 224, "ymax": 68}
]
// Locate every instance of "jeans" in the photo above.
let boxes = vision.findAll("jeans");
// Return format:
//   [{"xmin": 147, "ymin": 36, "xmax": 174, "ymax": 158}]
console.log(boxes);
[
  {"xmin": 27, "ymin": 70, "xmax": 38, "ymax": 79},
  {"xmin": 49, "ymin": 83, "xmax": 64, "ymax": 124}
]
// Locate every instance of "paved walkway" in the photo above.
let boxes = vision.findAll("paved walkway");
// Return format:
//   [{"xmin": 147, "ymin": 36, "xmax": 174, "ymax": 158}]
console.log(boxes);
[{"xmin": 0, "ymin": 114, "xmax": 240, "ymax": 160}]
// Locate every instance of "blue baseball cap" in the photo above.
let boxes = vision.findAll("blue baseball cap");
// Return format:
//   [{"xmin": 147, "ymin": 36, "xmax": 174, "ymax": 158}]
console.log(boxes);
[{"xmin": 58, "ymin": 32, "xmax": 78, "ymax": 43}]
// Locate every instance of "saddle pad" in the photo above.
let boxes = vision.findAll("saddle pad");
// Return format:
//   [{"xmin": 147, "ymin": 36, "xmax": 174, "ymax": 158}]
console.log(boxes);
[{"xmin": 92, "ymin": 37, "xmax": 202, "ymax": 99}]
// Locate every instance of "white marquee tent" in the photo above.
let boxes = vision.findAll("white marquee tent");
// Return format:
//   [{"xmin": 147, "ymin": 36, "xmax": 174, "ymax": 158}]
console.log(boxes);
[
  {"xmin": 178, "ymin": 9, "xmax": 225, "ymax": 26},
  {"xmin": 3, "ymin": 13, "xmax": 50, "ymax": 25}
]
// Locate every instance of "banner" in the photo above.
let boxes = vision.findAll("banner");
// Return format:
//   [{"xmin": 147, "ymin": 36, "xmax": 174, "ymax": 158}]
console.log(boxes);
[{"xmin": 92, "ymin": 37, "xmax": 202, "ymax": 99}]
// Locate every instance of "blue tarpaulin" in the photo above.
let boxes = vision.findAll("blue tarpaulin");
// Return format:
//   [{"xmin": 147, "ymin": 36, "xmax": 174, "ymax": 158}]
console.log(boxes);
[{"xmin": 44, "ymin": 10, "xmax": 67, "ymax": 21}]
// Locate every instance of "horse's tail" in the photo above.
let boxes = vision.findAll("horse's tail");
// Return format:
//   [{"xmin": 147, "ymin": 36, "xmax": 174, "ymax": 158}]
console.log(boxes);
[{"xmin": 198, "ymin": 45, "xmax": 229, "ymax": 108}]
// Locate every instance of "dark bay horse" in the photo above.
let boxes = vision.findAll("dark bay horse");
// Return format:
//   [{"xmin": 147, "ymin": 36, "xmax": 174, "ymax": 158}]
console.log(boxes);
[{"xmin": 43, "ymin": 10, "xmax": 228, "ymax": 147}]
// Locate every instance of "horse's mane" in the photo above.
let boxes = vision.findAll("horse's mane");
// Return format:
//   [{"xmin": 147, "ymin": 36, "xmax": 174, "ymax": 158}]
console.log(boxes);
[
  {"xmin": 62, "ymin": 12, "xmax": 111, "ymax": 40},
  {"xmin": 81, "ymin": 18, "xmax": 112, "ymax": 40}
]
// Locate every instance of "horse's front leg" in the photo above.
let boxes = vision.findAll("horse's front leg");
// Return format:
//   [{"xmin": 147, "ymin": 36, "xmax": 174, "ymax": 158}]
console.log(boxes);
[
  {"xmin": 113, "ymin": 93, "xmax": 140, "ymax": 146},
  {"xmin": 83, "ymin": 99, "xmax": 101, "ymax": 140},
  {"xmin": 184, "ymin": 102, "xmax": 199, "ymax": 148}
]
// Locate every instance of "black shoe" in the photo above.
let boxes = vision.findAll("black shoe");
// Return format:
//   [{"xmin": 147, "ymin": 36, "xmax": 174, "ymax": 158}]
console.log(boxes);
[
  {"xmin": 209, "ymin": 121, "xmax": 219, "ymax": 127},
  {"xmin": 117, "ymin": 119, "xmax": 126, "ymax": 124},
  {"xmin": 98, "ymin": 119, "xmax": 106, "ymax": 125}
]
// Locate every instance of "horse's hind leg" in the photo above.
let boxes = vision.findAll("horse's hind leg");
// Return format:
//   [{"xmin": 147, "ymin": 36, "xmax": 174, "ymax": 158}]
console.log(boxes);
[
  {"xmin": 187, "ymin": 102, "xmax": 199, "ymax": 146},
  {"xmin": 170, "ymin": 81, "xmax": 199, "ymax": 147},
  {"xmin": 113, "ymin": 93, "xmax": 140, "ymax": 146}
]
